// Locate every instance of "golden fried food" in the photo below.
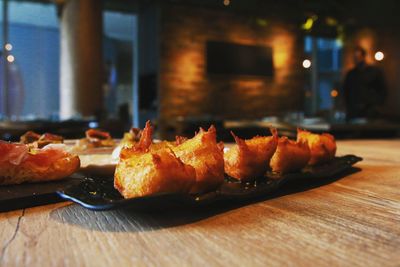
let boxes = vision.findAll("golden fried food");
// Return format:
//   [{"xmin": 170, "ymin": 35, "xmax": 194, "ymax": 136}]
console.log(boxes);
[
  {"xmin": 73, "ymin": 129, "xmax": 116, "ymax": 152},
  {"xmin": 224, "ymin": 129, "xmax": 278, "ymax": 181},
  {"xmin": 120, "ymin": 127, "xmax": 142, "ymax": 148},
  {"xmin": 270, "ymin": 137, "xmax": 311, "ymax": 174},
  {"xmin": 171, "ymin": 126, "xmax": 224, "ymax": 194},
  {"xmin": 20, "ymin": 131, "xmax": 64, "ymax": 148},
  {"xmin": 114, "ymin": 122, "xmax": 196, "ymax": 198},
  {"xmin": 0, "ymin": 141, "xmax": 80, "ymax": 185},
  {"xmin": 111, "ymin": 127, "xmax": 143, "ymax": 161},
  {"xmin": 297, "ymin": 128, "xmax": 336, "ymax": 165}
]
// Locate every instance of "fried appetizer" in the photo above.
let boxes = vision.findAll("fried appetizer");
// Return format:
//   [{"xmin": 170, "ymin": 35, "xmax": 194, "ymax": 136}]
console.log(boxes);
[
  {"xmin": 0, "ymin": 141, "xmax": 80, "ymax": 185},
  {"xmin": 20, "ymin": 131, "xmax": 64, "ymax": 148},
  {"xmin": 114, "ymin": 122, "xmax": 196, "ymax": 198},
  {"xmin": 270, "ymin": 137, "xmax": 311, "ymax": 174},
  {"xmin": 121, "ymin": 127, "xmax": 142, "ymax": 146},
  {"xmin": 111, "ymin": 127, "xmax": 143, "ymax": 160},
  {"xmin": 297, "ymin": 129, "xmax": 336, "ymax": 165},
  {"xmin": 224, "ymin": 129, "xmax": 278, "ymax": 181},
  {"xmin": 172, "ymin": 126, "xmax": 224, "ymax": 194},
  {"xmin": 73, "ymin": 129, "xmax": 116, "ymax": 152}
]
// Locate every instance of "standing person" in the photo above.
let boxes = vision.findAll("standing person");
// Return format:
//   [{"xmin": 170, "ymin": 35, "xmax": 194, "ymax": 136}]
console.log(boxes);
[{"xmin": 342, "ymin": 46, "xmax": 387, "ymax": 120}]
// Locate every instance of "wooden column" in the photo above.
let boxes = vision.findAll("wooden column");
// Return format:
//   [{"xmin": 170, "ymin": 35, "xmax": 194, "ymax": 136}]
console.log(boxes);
[{"xmin": 59, "ymin": 0, "xmax": 103, "ymax": 119}]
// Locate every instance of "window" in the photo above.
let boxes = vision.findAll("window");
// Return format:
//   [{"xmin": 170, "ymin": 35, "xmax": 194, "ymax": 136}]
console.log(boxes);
[
  {"xmin": 0, "ymin": 1, "xmax": 137, "ymax": 123},
  {"xmin": 304, "ymin": 36, "xmax": 343, "ymax": 115},
  {"xmin": 0, "ymin": 1, "xmax": 59, "ymax": 120},
  {"xmin": 103, "ymin": 11, "xmax": 136, "ymax": 120}
]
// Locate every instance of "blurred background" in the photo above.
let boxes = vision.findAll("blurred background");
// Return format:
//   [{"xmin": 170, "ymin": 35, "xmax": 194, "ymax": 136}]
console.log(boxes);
[{"xmin": 0, "ymin": 0, "xmax": 399, "ymax": 141}]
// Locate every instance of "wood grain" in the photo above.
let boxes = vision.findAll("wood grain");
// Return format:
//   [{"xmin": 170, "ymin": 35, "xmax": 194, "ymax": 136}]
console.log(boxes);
[{"xmin": 1, "ymin": 140, "xmax": 400, "ymax": 267}]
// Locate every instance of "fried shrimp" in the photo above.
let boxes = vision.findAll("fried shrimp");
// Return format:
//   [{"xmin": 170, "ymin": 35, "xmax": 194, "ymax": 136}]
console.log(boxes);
[
  {"xmin": 224, "ymin": 129, "xmax": 278, "ymax": 181},
  {"xmin": 297, "ymin": 129, "xmax": 336, "ymax": 165},
  {"xmin": 270, "ymin": 137, "xmax": 311, "ymax": 174},
  {"xmin": 172, "ymin": 126, "xmax": 225, "ymax": 194},
  {"xmin": 114, "ymin": 121, "xmax": 196, "ymax": 198}
]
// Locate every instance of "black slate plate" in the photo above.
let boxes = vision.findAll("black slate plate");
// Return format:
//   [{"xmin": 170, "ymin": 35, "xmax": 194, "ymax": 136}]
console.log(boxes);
[
  {"xmin": 0, "ymin": 174, "xmax": 84, "ymax": 212},
  {"xmin": 57, "ymin": 155, "xmax": 362, "ymax": 211}
]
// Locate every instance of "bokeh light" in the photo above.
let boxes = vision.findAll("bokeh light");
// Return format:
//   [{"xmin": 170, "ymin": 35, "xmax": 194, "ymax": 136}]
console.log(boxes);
[
  {"xmin": 374, "ymin": 51, "xmax": 384, "ymax": 61},
  {"xmin": 302, "ymin": 59, "xmax": 311, "ymax": 68},
  {"xmin": 7, "ymin": 55, "xmax": 15, "ymax": 63},
  {"xmin": 5, "ymin": 43, "xmax": 12, "ymax": 51}
]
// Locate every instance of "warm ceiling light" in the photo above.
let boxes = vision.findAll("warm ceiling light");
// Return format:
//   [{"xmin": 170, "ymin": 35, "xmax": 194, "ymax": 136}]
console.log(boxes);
[
  {"xmin": 374, "ymin": 51, "xmax": 384, "ymax": 61},
  {"xmin": 302, "ymin": 15, "xmax": 317, "ymax": 31},
  {"xmin": 5, "ymin": 43, "xmax": 12, "ymax": 51},
  {"xmin": 331, "ymin": 89, "xmax": 338, "ymax": 98},
  {"xmin": 223, "ymin": 0, "xmax": 230, "ymax": 6},
  {"xmin": 7, "ymin": 55, "xmax": 14, "ymax": 63},
  {"xmin": 325, "ymin": 17, "xmax": 338, "ymax": 26},
  {"xmin": 302, "ymin": 18, "xmax": 314, "ymax": 30},
  {"xmin": 256, "ymin": 18, "xmax": 268, "ymax": 27},
  {"xmin": 302, "ymin": 59, "xmax": 311, "ymax": 68}
]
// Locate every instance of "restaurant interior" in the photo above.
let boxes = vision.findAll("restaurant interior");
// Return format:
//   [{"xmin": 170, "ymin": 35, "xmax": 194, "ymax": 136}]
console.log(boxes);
[
  {"xmin": 2, "ymin": 1, "xmax": 400, "ymax": 266},
  {"xmin": 0, "ymin": 0, "xmax": 399, "ymax": 141}
]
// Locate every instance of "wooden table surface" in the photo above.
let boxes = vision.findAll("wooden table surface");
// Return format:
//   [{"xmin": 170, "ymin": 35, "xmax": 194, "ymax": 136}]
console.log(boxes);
[{"xmin": 1, "ymin": 140, "xmax": 400, "ymax": 267}]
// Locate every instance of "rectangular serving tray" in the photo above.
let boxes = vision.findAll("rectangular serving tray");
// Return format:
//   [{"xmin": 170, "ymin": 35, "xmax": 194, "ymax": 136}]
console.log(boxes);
[
  {"xmin": 0, "ymin": 174, "xmax": 84, "ymax": 212},
  {"xmin": 57, "ymin": 155, "xmax": 362, "ymax": 211}
]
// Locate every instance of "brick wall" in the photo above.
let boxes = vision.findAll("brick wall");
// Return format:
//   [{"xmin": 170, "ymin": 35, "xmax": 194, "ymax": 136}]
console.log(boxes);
[{"xmin": 158, "ymin": 4, "xmax": 305, "ymax": 122}]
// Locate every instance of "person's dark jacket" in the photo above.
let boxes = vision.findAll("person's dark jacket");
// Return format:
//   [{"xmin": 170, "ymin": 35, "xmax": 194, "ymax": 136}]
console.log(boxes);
[{"xmin": 343, "ymin": 63, "xmax": 387, "ymax": 119}]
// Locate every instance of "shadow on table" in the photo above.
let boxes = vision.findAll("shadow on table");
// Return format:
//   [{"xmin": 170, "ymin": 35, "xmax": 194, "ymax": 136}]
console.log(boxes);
[{"xmin": 50, "ymin": 167, "xmax": 360, "ymax": 233}]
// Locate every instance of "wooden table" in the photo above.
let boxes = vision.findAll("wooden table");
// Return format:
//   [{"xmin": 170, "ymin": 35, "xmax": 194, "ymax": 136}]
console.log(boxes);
[{"xmin": 1, "ymin": 140, "xmax": 400, "ymax": 266}]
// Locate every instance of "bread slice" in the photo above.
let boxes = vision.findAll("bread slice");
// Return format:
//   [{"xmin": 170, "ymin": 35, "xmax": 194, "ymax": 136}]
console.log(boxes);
[{"xmin": 0, "ymin": 142, "xmax": 80, "ymax": 185}]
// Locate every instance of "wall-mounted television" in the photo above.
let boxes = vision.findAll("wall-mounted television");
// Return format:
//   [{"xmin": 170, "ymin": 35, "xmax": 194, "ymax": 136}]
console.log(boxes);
[{"xmin": 206, "ymin": 41, "xmax": 274, "ymax": 77}]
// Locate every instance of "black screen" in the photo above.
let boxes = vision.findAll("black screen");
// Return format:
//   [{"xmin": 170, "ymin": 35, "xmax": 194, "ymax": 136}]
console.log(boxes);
[{"xmin": 206, "ymin": 41, "xmax": 274, "ymax": 77}]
